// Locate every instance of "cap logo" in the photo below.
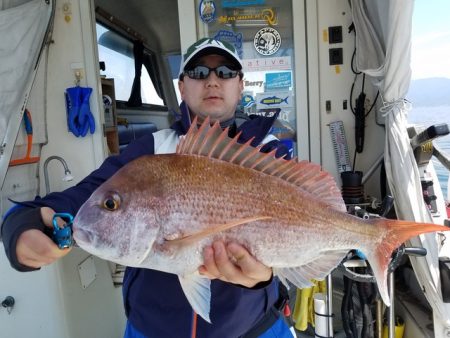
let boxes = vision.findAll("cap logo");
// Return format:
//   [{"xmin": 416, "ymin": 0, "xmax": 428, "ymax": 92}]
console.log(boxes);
[
  {"xmin": 184, "ymin": 38, "xmax": 237, "ymax": 61},
  {"xmin": 180, "ymin": 38, "xmax": 242, "ymax": 76}
]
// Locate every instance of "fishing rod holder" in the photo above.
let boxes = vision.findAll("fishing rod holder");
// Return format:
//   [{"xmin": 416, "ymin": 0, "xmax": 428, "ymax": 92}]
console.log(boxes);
[
  {"xmin": 409, "ymin": 123, "xmax": 449, "ymax": 166},
  {"xmin": 408, "ymin": 123, "xmax": 450, "ymax": 216}
]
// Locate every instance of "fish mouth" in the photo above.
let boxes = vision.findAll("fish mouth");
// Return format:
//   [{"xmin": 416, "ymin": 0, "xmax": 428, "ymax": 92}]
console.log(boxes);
[{"xmin": 73, "ymin": 227, "xmax": 94, "ymax": 245}]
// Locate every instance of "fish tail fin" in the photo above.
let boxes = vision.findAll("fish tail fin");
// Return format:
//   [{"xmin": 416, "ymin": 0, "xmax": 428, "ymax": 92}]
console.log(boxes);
[{"xmin": 364, "ymin": 218, "xmax": 444, "ymax": 306}]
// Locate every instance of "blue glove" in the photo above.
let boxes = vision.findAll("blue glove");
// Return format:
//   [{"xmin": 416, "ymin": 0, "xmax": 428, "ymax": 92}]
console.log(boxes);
[
  {"xmin": 65, "ymin": 86, "xmax": 95, "ymax": 137},
  {"xmin": 78, "ymin": 87, "xmax": 95, "ymax": 136}
]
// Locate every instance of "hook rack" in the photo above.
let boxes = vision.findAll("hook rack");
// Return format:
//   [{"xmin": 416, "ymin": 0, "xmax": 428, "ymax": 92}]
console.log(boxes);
[
  {"xmin": 74, "ymin": 70, "xmax": 81, "ymax": 86},
  {"xmin": 2, "ymin": 296, "xmax": 15, "ymax": 314}
]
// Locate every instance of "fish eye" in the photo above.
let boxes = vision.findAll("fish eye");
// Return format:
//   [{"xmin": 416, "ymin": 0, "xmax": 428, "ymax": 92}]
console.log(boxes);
[{"xmin": 102, "ymin": 193, "xmax": 121, "ymax": 211}]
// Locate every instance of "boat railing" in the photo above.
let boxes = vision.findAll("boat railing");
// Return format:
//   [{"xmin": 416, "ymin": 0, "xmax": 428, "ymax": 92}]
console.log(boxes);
[{"xmin": 408, "ymin": 123, "xmax": 450, "ymax": 215}]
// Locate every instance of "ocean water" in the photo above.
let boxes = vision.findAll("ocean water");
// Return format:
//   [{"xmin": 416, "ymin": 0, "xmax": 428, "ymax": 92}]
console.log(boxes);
[{"xmin": 407, "ymin": 105, "xmax": 450, "ymax": 200}]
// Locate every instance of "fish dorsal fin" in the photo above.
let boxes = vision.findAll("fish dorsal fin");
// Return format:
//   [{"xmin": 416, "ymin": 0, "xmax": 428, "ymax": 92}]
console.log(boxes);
[{"xmin": 177, "ymin": 117, "xmax": 346, "ymax": 212}]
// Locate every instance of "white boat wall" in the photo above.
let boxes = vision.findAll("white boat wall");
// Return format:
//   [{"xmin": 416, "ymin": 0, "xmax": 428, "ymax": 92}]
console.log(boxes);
[{"xmin": 0, "ymin": 0, "xmax": 449, "ymax": 337}]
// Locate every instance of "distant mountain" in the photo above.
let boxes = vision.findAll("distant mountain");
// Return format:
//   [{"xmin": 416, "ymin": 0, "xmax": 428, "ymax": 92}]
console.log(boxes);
[{"xmin": 407, "ymin": 77, "xmax": 450, "ymax": 107}]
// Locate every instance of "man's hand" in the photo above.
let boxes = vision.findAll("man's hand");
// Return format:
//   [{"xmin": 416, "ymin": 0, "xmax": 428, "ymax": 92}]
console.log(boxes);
[
  {"xmin": 198, "ymin": 241, "xmax": 272, "ymax": 288},
  {"xmin": 16, "ymin": 207, "xmax": 72, "ymax": 268}
]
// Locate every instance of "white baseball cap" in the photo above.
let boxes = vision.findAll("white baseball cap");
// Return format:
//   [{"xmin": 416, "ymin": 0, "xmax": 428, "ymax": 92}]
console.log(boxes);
[{"xmin": 179, "ymin": 38, "xmax": 243, "ymax": 78}]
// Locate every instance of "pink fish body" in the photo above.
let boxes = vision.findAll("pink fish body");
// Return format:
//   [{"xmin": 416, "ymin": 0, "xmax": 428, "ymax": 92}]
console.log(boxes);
[{"xmin": 73, "ymin": 118, "xmax": 446, "ymax": 322}]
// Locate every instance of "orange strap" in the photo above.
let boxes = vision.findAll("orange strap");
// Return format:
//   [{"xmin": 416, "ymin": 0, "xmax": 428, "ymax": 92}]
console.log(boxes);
[{"xmin": 191, "ymin": 311, "xmax": 198, "ymax": 338}]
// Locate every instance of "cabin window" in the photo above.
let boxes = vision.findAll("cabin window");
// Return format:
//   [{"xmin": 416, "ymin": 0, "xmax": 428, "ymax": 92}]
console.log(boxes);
[
  {"xmin": 96, "ymin": 23, "xmax": 164, "ymax": 106},
  {"xmin": 167, "ymin": 54, "xmax": 182, "ymax": 104}
]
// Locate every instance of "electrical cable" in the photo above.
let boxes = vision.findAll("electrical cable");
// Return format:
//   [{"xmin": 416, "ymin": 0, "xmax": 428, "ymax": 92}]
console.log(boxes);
[
  {"xmin": 351, "ymin": 48, "xmax": 362, "ymax": 75},
  {"xmin": 366, "ymin": 91, "xmax": 379, "ymax": 116},
  {"xmin": 354, "ymin": 74, "xmax": 366, "ymax": 153}
]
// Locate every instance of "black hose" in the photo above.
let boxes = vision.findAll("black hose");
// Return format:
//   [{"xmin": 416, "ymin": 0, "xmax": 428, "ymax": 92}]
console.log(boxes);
[
  {"xmin": 356, "ymin": 269, "xmax": 375, "ymax": 338},
  {"xmin": 341, "ymin": 276, "xmax": 353, "ymax": 337},
  {"xmin": 342, "ymin": 276, "xmax": 357, "ymax": 338}
]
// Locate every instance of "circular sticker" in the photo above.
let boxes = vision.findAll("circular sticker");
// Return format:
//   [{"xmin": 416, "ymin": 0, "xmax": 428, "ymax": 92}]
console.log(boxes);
[
  {"xmin": 254, "ymin": 27, "xmax": 281, "ymax": 56},
  {"xmin": 199, "ymin": 0, "xmax": 216, "ymax": 24}
]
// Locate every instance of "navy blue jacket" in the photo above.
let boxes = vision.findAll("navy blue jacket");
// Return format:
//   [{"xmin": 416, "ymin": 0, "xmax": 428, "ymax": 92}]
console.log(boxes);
[{"xmin": 2, "ymin": 105, "xmax": 290, "ymax": 338}]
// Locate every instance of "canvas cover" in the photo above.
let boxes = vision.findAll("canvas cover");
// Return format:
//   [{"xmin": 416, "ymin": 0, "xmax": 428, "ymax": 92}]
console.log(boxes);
[
  {"xmin": 351, "ymin": 0, "xmax": 450, "ymax": 334},
  {"xmin": 0, "ymin": 0, "xmax": 54, "ymax": 188}
]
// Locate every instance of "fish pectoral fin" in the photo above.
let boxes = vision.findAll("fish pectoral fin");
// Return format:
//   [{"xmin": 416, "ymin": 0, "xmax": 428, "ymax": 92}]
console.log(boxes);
[
  {"xmin": 179, "ymin": 273, "xmax": 212, "ymax": 323},
  {"xmin": 274, "ymin": 250, "xmax": 348, "ymax": 289},
  {"xmin": 165, "ymin": 216, "xmax": 272, "ymax": 247}
]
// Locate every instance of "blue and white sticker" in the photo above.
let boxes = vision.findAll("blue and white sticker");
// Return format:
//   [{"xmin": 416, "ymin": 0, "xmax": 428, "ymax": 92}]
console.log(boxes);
[
  {"xmin": 241, "ymin": 95, "xmax": 255, "ymax": 108},
  {"xmin": 254, "ymin": 27, "xmax": 281, "ymax": 56},
  {"xmin": 199, "ymin": 0, "xmax": 216, "ymax": 24},
  {"xmin": 256, "ymin": 91, "xmax": 293, "ymax": 109},
  {"xmin": 222, "ymin": 0, "xmax": 265, "ymax": 8},
  {"xmin": 265, "ymin": 72, "xmax": 292, "ymax": 90},
  {"xmin": 213, "ymin": 30, "xmax": 243, "ymax": 59}
]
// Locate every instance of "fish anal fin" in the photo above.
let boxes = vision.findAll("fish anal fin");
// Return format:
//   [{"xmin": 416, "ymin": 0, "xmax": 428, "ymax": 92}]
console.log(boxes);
[
  {"xmin": 164, "ymin": 216, "xmax": 272, "ymax": 248},
  {"xmin": 177, "ymin": 118, "xmax": 346, "ymax": 212},
  {"xmin": 274, "ymin": 250, "xmax": 348, "ymax": 289},
  {"xmin": 179, "ymin": 273, "xmax": 212, "ymax": 323}
]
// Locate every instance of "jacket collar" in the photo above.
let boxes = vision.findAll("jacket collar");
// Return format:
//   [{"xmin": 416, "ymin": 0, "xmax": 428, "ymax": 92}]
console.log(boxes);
[{"xmin": 171, "ymin": 101, "xmax": 279, "ymax": 145}]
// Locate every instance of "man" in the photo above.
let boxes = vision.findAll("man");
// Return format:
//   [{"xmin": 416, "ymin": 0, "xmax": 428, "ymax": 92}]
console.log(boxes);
[{"xmin": 2, "ymin": 38, "xmax": 293, "ymax": 338}]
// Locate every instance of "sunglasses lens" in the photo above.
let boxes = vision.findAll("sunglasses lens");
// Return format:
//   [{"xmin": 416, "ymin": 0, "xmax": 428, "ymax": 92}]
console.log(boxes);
[
  {"xmin": 185, "ymin": 65, "xmax": 239, "ymax": 79},
  {"xmin": 187, "ymin": 66, "xmax": 210, "ymax": 79},
  {"xmin": 215, "ymin": 66, "xmax": 238, "ymax": 79}
]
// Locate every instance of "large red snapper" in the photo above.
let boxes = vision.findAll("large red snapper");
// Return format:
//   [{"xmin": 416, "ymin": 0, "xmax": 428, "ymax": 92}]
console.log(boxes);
[{"xmin": 72, "ymin": 118, "xmax": 446, "ymax": 323}]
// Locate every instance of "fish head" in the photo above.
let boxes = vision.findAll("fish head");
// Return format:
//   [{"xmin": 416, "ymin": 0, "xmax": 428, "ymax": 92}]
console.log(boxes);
[{"xmin": 73, "ymin": 172, "xmax": 164, "ymax": 267}]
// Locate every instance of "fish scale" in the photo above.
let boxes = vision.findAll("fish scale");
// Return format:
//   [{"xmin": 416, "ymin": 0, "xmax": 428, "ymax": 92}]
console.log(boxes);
[{"xmin": 73, "ymin": 117, "xmax": 447, "ymax": 323}]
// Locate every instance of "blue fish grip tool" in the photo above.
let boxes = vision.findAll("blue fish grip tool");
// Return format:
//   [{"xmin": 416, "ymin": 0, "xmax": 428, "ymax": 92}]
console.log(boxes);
[{"xmin": 52, "ymin": 213, "xmax": 74, "ymax": 249}]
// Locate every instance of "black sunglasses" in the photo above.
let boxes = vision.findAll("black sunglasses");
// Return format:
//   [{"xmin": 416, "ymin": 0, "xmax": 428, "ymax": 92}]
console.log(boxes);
[{"xmin": 184, "ymin": 65, "xmax": 241, "ymax": 80}]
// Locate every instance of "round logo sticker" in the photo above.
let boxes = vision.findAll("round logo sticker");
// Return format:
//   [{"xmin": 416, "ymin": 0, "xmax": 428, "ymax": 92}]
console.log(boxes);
[
  {"xmin": 199, "ymin": 0, "xmax": 216, "ymax": 24},
  {"xmin": 254, "ymin": 27, "xmax": 281, "ymax": 56}
]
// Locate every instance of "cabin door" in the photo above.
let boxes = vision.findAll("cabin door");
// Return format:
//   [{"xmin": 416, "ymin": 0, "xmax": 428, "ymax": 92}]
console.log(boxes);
[{"xmin": 178, "ymin": 0, "xmax": 310, "ymax": 160}]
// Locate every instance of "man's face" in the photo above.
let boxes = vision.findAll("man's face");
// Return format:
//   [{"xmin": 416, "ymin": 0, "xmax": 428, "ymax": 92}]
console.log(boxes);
[{"xmin": 178, "ymin": 54, "xmax": 244, "ymax": 123}]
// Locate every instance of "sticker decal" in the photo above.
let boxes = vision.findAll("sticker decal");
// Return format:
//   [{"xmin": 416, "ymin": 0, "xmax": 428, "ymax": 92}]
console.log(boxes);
[
  {"xmin": 222, "ymin": 0, "xmax": 265, "ymax": 8},
  {"xmin": 244, "ymin": 80, "xmax": 264, "ymax": 87},
  {"xmin": 256, "ymin": 91, "xmax": 293, "ymax": 109},
  {"xmin": 250, "ymin": 108, "xmax": 280, "ymax": 118},
  {"xmin": 213, "ymin": 30, "xmax": 243, "ymax": 59},
  {"xmin": 265, "ymin": 72, "xmax": 292, "ymax": 90},
  {"xmin": 243, "ymin": 56, "xmax": 291, "ymax": 72},
  {"xmin": 259, "ymin": 95, "xmax": 288, "ymax": 106},
  {"xmin": 254, "ymin": 27, "xmax": 281, "ymax": 56},
  {"xmin": 241, "ymin": 95, "xmax": 255, "ymax": 108},
  {"xmin": 199, "ymin": 0, "xmax": 216, "ymax": 24},
  {"xmin": 218, "ymin": 8, "xmax": 277, "ymax": 26}
]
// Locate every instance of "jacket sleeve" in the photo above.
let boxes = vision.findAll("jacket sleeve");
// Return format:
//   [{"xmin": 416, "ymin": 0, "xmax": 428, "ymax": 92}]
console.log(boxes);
[
  {"xmin": 237, "ymin": 115, "xmax": 291, "ymax": 160},
  {"xmin": 1, "ymin": 207, "xmax": 50, "ymax": 271},
  {"xmin": 1, "ymin": 133, "xmax": 155, "ymax": 271},
  {"xmin": 260, "ymin": 139, "xmax": 291, "ymax": 160}
]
